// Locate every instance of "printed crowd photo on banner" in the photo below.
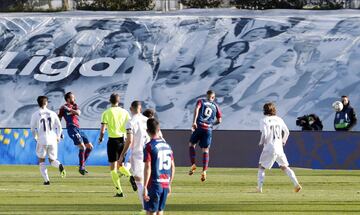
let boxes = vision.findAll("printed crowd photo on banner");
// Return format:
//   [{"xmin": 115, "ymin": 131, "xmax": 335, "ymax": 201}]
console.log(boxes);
[{"xmin": 1, "ymin": 15, "xmax": 360, "ymax": 130}]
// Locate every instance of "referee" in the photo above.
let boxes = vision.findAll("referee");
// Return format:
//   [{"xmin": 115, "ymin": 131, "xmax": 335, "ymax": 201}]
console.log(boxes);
[{"xmin": 99, "ymin": 93, "xmax": 137, "ymax": 197}]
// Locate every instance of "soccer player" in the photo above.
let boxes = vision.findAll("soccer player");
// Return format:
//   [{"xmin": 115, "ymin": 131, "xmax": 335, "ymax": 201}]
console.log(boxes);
[
  {"xmin": 99, "ymin": 93, "xmax": 137, "ymax": 197},
  {"xmin": 188, "ymin": 90, "xmax": 221, "ymax": 182},
  {"xmin": 143, "ymin": 118, "xmax": 175, "ymax": 215},
  {"xmin": 257, "ymin": 102, "xmax": 302, "ymax": 193},
  {"xmin": 143, "ymin": 108, "xmax": 163, "ymax": 139},
  {"xmin": 30, "ymin": 96, "xmax": 66, "ymax": 185},
  {"xmin": 120, "ymin": 101, "xmax": 149, "ymax": 211},
  {"xmin": 58, "ymin": 92, "xmax": 93, "ymax": 175}
]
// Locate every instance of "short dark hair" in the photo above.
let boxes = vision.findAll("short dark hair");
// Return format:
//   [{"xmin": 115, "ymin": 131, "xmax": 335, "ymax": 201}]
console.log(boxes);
[
  {"xmin": 143, "ymin": 108, "xmax": 156, "ymax": 118},
  {"xmin": 64, "ymin": 92, "xmax": 73, "ymax": 101},
  {"xmin": 147, "ymin": 118, "xmax": 160, "ymax": 135},
  {"xmin": 37, "ymin": 96, "xmax": 48, "ymax": 107},
  {"xmin": 110, "ymin": 93, "xmax": 120, "ymax": 105},
  {"xmin": 131, "ymin": 100, "xmax": 141, "ymax": 109},
  {"xmin": 263, "ymin": 102, "xmax": 276, "ymax": 116},
  {"xmin": 341, "ymin": 95, "xmax": 348, "ymax": 99},
  {"xmin": 207, "ymin": 90, "xmax": 215, "ymax": 96}
]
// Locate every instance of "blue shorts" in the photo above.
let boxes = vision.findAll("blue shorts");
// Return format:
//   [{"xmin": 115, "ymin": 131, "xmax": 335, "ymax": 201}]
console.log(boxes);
[
  {"xmin": 144, "ymin": 185, "xmax": 169, "ymax": 212},
  {"xmin": 189, "ymin": 128, "xmax": 212, "ymax": 148},
  {"xmin": 67, "ymin": 127, "xmax": 89, "ymax": 145}
]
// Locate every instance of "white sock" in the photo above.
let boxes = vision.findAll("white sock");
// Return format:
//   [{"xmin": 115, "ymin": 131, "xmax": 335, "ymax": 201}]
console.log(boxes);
[
  {"xmin": 39, "ymin": 162, "xmax": 49, "ymax": 182},
  {"xmin": 257, "ymin": 168, "xmax": 265, "ymax": 190},
  {"xmin": 284, "ymin": 167, "xmax": 299, "ymax": 187},
  {"xmin": 50, "ymin": 160, "xmax": 60, "ymax": 168},
  {"xmin": 136, "ymin": 181, "xmax": 144, "ymax": 209}
]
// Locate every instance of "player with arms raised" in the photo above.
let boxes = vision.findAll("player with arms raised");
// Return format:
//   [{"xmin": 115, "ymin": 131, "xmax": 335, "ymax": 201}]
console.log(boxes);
[
  {"xmin": 188, "ymin": 90, "xmax": 221, "ymax": 182},
  {"xmin": 58, "ymin": 92, "xmax": 93, "ymax": 175},
  {"xmin": 30, "ymin": 96, "xmax": 66, "ymax": 185},
  {"xmin": 257, "ymin": 102, "xmax": 302, "ymax": 193},
  {"xmin": 143, "ymin": 118, "xmax": 175, "ymax": 215}
]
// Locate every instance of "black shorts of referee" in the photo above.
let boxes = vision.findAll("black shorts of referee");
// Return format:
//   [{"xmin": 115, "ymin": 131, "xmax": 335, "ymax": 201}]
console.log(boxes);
[{"xmin": 107, "ymin": 137, "xmax": 125, "ymax": 163}]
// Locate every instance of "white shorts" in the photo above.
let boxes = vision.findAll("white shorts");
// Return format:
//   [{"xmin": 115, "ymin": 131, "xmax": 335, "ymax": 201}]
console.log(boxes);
[
  {"xmin": 130, "ymin": 152, "xmax": 144, "ymax": 179},
  {"xmin": 36, "ymin": 144, "xmax": 57, "ymax": 160},
  {"xmin": 259, "ymin": 151, "xmax": 289, "ymax": 169}
]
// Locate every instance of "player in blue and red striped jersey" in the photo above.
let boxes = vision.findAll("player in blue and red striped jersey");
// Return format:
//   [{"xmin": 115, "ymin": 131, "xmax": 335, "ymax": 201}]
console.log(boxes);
[
  {"xmin": 143, "ymin": 118, "xmax": 175, "ymax": 215},
  {"xmin": 188, "ymin": 90, "xmax": 222, "ymax": 182},
  {"xmin": 58, "ymin": 92, "xmax": 93, "ymax": 175}
]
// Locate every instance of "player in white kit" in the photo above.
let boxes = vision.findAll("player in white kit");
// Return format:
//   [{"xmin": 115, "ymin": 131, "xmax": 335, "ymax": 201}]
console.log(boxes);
[
  {"xmin": 120, "ymin": 101, "xmax": 149, "ymax": 212},
  {"xmin": 30, "ymin": 96, "xmax": 66, "ymax": 185},
  {"xmin": 257, "ymin": 102, "xmax": 302, "ymax": 193}
]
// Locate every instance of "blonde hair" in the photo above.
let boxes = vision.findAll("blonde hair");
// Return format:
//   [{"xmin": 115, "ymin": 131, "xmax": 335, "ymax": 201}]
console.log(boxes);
[{"xmin": 263, "ymin": 102, "xmax": 276, "ymax": 116}]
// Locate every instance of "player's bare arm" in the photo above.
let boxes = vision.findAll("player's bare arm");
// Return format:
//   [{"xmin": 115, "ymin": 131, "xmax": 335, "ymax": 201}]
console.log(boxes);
[
  {"xmin": 214, "ymin": 117, "xmax": 222, "ymax": 125},
  {"xmin": 259, "ymin": 133, "xmax": 265, "ymax": 146},
  {"xmin": 30, "ymin": 116, "xmax": 37, "ymax": 141},
  {"xmin": 54, "ymin": 114, "xmax": 63, "ymax": 143},
  {"xmin": 192, "ymin": 105, "xmax": 201, "ymax": 130},
  {"xmin": 169, "ymin": 159, "xmax": 175, "ymax": 196},
  {"xmin": 119, "ymin": 129, "xmax": 133, "ymax": 162},
  {"xmin": 143, "ymin": 161, "xmax": 151, "ymax": 202},
  {"xmin": 98, "ymin": 123, "xmax": 107, "ymax": 143},
  {"xmin": 57, "ymin": 112, "xmax": 62, "ymax": 121}
]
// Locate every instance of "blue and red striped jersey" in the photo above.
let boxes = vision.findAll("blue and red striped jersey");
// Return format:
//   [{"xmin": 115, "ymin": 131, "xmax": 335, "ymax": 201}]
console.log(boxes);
[
  {"xmin": 196, "ymin": 99, "xmax": 222, "ymax": 129},
  {"xmin": 144, "ymin": 138, "xmax": 173, "ymax": 188},
  {"xmin": 58, "ymin": 103, "xmax": 80, "ymax": 128}
]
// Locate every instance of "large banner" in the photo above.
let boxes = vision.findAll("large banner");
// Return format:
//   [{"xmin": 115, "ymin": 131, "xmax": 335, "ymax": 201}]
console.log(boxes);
[{"xmin": 1, "ymin": 12, "xmax": 360, "ymax": 130}]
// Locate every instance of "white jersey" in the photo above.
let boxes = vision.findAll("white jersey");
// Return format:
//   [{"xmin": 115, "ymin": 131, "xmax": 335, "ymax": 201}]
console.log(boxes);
[
  {"xmin": 30, "ymin": 108, "xmax": 62, "ymax": 146},
  {"xmin": 126, "ymin": 113, "xmax": 149, "ymax": 155},
  {"xmin": 259, "ymin": 115, "xmax": 289, "ymax": 155}
]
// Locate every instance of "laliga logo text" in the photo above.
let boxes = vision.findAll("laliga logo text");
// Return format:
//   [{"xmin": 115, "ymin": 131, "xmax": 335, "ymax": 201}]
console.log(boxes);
[{"xmin": 0, "ymin": 52, "xmax": 127, "ymax": 82}]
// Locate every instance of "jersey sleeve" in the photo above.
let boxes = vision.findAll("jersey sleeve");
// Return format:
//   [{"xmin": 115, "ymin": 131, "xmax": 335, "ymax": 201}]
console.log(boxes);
[
  {"xmin": 126, "ymin": 119, "xmax": 134, "ymax": 134},
  {"xmin": 53, "ymin": 112, "xmax": 63, "ymax": 138},
  {"xmin": 170, "ymin": 146, "xmax": 174, "ymax": 161},
  {"xmin": 259, "ymin": 119, "xmax": 268, "ymax": 136},
  {"xmin": 196, "ymin": 99, "xmax": 202, "ymax": 108},
  {"xmin": 281, "ymin": 118, "xmax": 290, "ymax": 143},
  {"xmin": 143, "ymin": 143, "xmax": 152, "ymax": 163},
  {"xmin": 30, "ymin": 113, "xmax": 37, "ymax": 136},
  {"xmin": 215, "ymin": 104, "xmax": 222, "ymax": 119},
  {"xmin": 101, "ymin": 111, "xmax": 108, "ymax": 124}
]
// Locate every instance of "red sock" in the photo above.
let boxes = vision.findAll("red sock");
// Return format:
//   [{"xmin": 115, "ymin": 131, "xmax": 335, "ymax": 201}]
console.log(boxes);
[
  {"xmin": 84, "ymin": 148, "xmax": 92, "ymax": 161},
  {"xmin": 202, "ymin": 152, "xmax": 209, "ymax": 171},
  {"xmin": 79, "ymin": 149, "xmax": 85, "ymax": 170},
  {"xmin": 189, "ymin": 146, "xmax": 196, "ymax": 165}
]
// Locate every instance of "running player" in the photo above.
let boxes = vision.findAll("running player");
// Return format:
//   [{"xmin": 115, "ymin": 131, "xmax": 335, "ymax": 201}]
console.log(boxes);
[
  {"xmin": 58, "ymin": 92, "xmax": 93, "ymax": 175},
  {"xmin": 99, "ymin": 93, "xmax": 137, "ymax": 197},
  {"xmin": 257, "ymin": 102, "xmax": 302, "ymax": 193},
  {"xmin": 143, "ymin": 118, "xmax": 175, "ymax": 215},
  {"xmin": 120, "ymin": 101, "xmax": 149, "ymax": 212},
  {"xmin": 188, "ymin": 90, "xmax": 221, "ymax": 182},
  {"xmin": 30, "ymin": 96, "xmax": 66, "ymax": 185}
]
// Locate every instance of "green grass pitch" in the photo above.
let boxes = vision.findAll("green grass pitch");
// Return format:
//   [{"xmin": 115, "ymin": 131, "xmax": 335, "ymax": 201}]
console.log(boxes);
[{"xmin": 0, "ymin": 166, "xmax": 360, "ymax": 215}]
